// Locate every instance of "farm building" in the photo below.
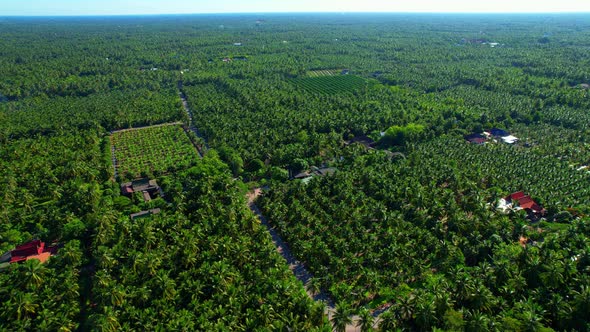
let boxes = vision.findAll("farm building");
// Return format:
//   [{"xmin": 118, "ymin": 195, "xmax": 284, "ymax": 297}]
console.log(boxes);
[
  {"xmin": 345, "ymin": 135, "xmax": 377, "ymax": 149},
  {"xmin": 121, "ymin": 178, "xmax": 163, "ymax": 202},
  {"xmin": 501, "ymin": 135, "xmax": 519, "ymax": 144},
  {"xmin": 497, "ymin": 191, "xmax": 546, "ymax": 218},
  {"xmin": 314, "ymin": 167, "xmax": 337, "ymax": 177},
  {"xmin": 485, "ymin": 128, "xmax": 518, "ymax": 144},
  {"xmin": 293, "ymin": 171, "xmax": 311, "ymax": 179},
  {"xmin": 130, "ymin": 208, "xmax": 161, "ymax": 220},
  {"xmin": 489, "ymin": 128, "xmax": 509, "ymax": 137},
  {"xmin": 0, "ymin": 240, "xmax": 60, "ymax": 267},
  {"xmin": 465, "ymin": 133, "xmax": 487, "ymax": 144}
]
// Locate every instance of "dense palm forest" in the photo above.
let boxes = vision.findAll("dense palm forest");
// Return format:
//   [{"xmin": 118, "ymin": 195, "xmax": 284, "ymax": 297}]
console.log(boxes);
[{"xmin": 1, "ymin": 14, "xmax": 590, "ymax": 331}]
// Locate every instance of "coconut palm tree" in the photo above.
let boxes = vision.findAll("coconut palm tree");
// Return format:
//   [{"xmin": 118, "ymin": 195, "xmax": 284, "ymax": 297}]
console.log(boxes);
[
  {"xmin": 22, "ymin": 259, "xmax": 46, "ymax": 289},
  {"xmin": 379, "ymin": 309, "xmax": 397, "ymax": 331},
  {"xmin": 14, "ymin": 292, "xmax": 38, "ymax": 321},
  {"xmin": 307, "ymin": 276, "xmax": 323, "ymax": 297},
  {"xmin": 357, "ymin": 307, "xmax": 375, "ymax": 332},
  {"xmin": 331, "ymin": 303, "xmax": 353, "ymax": 332}
]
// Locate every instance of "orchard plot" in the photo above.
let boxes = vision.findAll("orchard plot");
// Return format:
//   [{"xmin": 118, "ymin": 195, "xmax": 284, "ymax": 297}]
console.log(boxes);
[
  {"xmin": 110, "ymin": 124, "xmax": 199, "ymax": 180},
  {"xmin": 292, "ymin": 75, "xmax": 367, "ymax": 94}
]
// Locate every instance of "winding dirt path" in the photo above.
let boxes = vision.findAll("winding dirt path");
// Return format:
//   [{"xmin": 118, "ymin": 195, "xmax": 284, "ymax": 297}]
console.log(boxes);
[
  {"xmin": 247, "ymin": 189, "xmax": 368, "ymax": 332},
  {"xmin": 177, "ymin": 81, "xmax": 209, "ymax": 158}
]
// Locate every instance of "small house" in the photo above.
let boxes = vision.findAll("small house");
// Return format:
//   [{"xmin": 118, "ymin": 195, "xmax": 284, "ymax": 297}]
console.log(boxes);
[
  {"xmin": 500, "ymin": 191, "xmax": 546, "ymax": 217},
  {"xmin": 490, "ymin": 128, "xmax": 509, "ymax": 137},
  {"xmin": 292, "ymin": 167, "xmax": 337, "ymax": 181},
  {"xmin": 501, "ymin": 135, "xmax": 518, "ymax": 144},
  {"xmin": 293, "ymin": 171, "xmax": 311, "ymax": 179},
  {"xmin": 130, "ymin": 208, "xmax": 161, "ymax": 221},
  {"xmin": 0, "ymin": 240, "xmax": 59, "ymax": 266},
  {"xmin": 487, "ymin": 128, "xmax": 518, "ymax": 144},
  {"xmin": 233, "ymin": 42, "xmax": 242, "ymax": 46},
  {"xmin": 345, "ymin": 135, "xmax": 377, "ymax": 149},
  {"xmin": 465, "ymin": 133, "xmax": 487, "ymax": 145},
  {"xmin": 121, "ymin": 178, "xmax": 162, "ymax": 202},
  {"xmin": 312, "ymin": 166, "xmax": 337, "ymax": 177}
]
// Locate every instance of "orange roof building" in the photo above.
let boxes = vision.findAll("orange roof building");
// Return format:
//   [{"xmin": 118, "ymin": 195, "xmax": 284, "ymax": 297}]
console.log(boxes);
[
  {"xmin": 0, "ymin": 240, "xmax": 59, "ymax": 265},
  {"xmin": 505, "ymin": 191, "xmax": 546, "ymax": 215}
]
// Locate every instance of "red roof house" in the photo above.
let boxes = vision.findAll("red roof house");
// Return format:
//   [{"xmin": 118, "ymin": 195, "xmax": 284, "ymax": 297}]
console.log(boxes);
[
  {"xmin": 505, "ymin": 191, "xmax": 546, "ymax": 215},
  {"xmin": 0, "ymin": 240, "xmax": 59, "ymax": 265},
  {"xmin": 518, "ymin": 196, "xmax": 535, "ymax": 210},
  {"xmin": 509, "ymin": 191, "xmax": 526, "ymax": 201},
  {"xmin": 465, "ymin": 133, "xmax": 488, "ymax": 145},
  {"xmin": 122, "ymin": 185, "xmax": 134, "ymax": 195}
]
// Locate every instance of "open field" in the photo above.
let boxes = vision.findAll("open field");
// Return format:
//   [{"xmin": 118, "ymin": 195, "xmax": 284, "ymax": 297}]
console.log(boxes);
[
  {"xmin": 307, "ymin": 69, "xmax": 343, "ymax": 77},
  {"xmin": 292, "ymin": 75, "xmax": 367, "ymax": 94},
  {"xmin": 110, "ymin": 124, "xmax": 199, "ymax": 180}
]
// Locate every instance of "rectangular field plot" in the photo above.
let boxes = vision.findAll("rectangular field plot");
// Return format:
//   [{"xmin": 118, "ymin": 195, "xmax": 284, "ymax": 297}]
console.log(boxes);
[
  {"xmin": 111, "ymin": 124, "xmax": 199, "ymax": 180},
  {"xmin": 307, "ymin": 69, "xmax": 343, "ymax": 77},
  {"xmin": 292, "ymin": 75, "xmax": 366, "ymax": 94}
]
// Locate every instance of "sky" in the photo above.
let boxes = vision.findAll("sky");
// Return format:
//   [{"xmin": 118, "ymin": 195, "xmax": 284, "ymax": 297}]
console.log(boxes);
[{"xmin": 1, "ymin": 0, "xmax": 590, "ymax": 16}]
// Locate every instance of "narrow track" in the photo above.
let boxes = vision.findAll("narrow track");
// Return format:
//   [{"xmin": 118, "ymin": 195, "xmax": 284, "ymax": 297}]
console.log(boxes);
[{"xmin": 247, "ymin": 189, "xmax": 366, "ymax": 332}]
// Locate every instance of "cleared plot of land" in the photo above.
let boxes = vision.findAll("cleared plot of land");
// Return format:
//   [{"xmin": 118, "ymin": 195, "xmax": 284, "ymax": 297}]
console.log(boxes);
[
  {"xmin": 292, "ymin": 75, "xmax": 366, "ymax": 94},
  {"xmin": 307, "ymin": 69, "xmax": 343, "ymax": 77},
  {"xmin": 110, "ymin": 124, "xmax": 199, "ymax": 180}
]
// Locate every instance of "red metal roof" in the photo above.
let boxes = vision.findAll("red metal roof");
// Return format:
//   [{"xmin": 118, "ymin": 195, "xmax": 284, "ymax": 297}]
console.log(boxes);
[
  {"xmin": 467, "ymin": 137, "xmax": 486, "ymax": 144},
  {"xmin": 507, "ymin": 191, "xmax": 545, "ymax": 214},
  {"xmin": 509, "ymin": 191, "xmax": 526, "ymax": 201},
  {"xmin": 7, "ymin": 240, "xmax": 57, "ymax": 264},
  {"xmin": 11, "ymin": 240, "xmax": 44, "ymax": 259},
  {"xmin": 26, "ymin": 252, "xmax": 51, "ymax": 264},
  {"xmin": 518, "ymin": 197, "xmax": 535, "ymax": 210}
]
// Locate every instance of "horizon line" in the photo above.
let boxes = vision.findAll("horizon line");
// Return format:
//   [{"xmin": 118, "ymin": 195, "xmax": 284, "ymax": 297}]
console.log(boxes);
[{"xmin": 2, "ymin": 11, "xmax": 590, "ymax": 18}]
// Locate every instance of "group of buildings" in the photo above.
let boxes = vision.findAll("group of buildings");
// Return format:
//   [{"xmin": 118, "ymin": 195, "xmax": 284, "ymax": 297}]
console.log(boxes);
[
  {"xmin": 465, "ymin": 128, "xmax": 519, "ymax": 145},
  {"xmin": 120, "ymin": 178, "xmax": 164, "ymax": 220},
  {"xmin": 497, "ymin": 191, "xmax": 546, "ymax": 220}
]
